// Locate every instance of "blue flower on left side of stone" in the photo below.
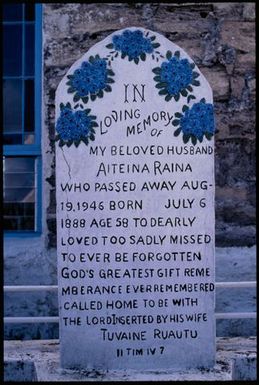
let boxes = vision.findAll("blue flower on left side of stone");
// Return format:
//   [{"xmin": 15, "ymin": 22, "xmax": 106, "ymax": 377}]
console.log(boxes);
[
  {"xmin": 152, "ymin": 50, "xmax": 200, "ymax": 102},
  {"xmin": 66, "ymin": 54, "xmax": 115, "ymax": 104},
  {"xmin": 172, "ymin": 99, "xmax": 215, "ymax": 145},
  {"xmin": 105, "ymin": 29, "xmax": 160, "ymax": 64},
  {"xmin": 55, "ymin": 103, "xmax": 98, "ymax": 147}
]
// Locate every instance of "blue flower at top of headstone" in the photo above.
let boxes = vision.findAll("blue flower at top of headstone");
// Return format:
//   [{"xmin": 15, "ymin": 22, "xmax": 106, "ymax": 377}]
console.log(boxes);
[
  {"xmin": 106, "ymin": 29, "xmax": 160, "ymax": 64},
  {"xmin": 66, "ymin": 55, "xmax": 115, "ymax": 104},
  {"xmin": 152, "ymin": 50, "xmax": 200, "ymax": 103},
  {"xmin": 55, "ymin": 103, "xmax": 98, "ymax": 147},
  {"xmin": 172, "ymin": 99, "xmax": 215, "ymax": 145}
]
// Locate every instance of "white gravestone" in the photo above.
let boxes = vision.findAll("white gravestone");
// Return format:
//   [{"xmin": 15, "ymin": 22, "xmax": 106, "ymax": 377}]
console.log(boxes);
[{"xmin": 55, "ymin": 27, "xmax": 216, "ymax": 371}]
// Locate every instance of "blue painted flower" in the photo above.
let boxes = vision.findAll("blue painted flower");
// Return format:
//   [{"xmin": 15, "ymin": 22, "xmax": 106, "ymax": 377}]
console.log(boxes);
[
  {"xmin": 153, "ymin": 50, "xmax": 200, "ymax": 102},
  {"xmin": 172, "ymin": 99, "xmax": 215, "ymax": 145},
  {"xmin": 66, "ymin": 55, "xmax": 114, "ymax": 103},
  {"xmin": 55, "ymin": 103, "xmax": 98, "ymax": 147},
  {"xmin": 106, "ymin": 29, "xmax": 160, "ymax": 64}
]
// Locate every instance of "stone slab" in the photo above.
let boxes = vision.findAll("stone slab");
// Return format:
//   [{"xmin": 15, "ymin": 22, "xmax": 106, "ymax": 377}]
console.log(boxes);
[
  {"xmin": 55, "ymin": 26, "xmax": 215, "ymax": 371},
  {"xmin": 4, "ymin": 337, "xmax": 256, "ymax": 381}
]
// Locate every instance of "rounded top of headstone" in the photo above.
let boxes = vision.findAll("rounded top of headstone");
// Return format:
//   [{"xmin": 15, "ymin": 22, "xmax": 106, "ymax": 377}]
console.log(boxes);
[
  {"xmin": 56, "ymin": 26, "xmax": 212, "ymax": 97},
  {"xmin": 55, "ymin": 26, "xmax": 214, "ymax": 149}
]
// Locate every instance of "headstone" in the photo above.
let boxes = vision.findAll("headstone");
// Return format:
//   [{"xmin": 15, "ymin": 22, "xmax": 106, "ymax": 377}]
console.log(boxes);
[{"xmin": 55, "ymin": 27, "xmax": 216, "ymax": 371}]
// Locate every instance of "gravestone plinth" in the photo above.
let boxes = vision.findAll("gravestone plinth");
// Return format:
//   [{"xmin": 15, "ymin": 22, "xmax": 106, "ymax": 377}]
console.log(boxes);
[{"xmin": 55, "ymin": 27, "xmax": 215, "ymax": 371}]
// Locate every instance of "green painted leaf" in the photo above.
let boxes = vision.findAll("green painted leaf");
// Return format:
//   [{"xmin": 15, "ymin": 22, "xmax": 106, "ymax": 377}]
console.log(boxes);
[
  {"xmin": 90, "ymin": 94, "xmax": 96, "ymax": 101},
  {"xmin": 91, "ymin": 122, "xmax": 98, "ymax": 127},
  {"xmin": 80, "ymin": 104, "xmax": 84, "ymax": 108},
  {"xmin": 106, "ymin": 43, "xmax": 114, "ymax": 49},
  {"xmin": 107, "ymin": 69, "xmax": 115, "ymax": 76},
  {"xmin": 60, "ymin": 103, "xmax": 64, "ymax": 109},
  {"xmin": 82, "ymin": 137, "xmax": 89, "ymax": 146},
  {"xmin": 140, "ymin": 52, "xmax": 146, "ymax": 61},
  {"xmin": 134, "ymin": 57, "xmax": 139, "ymax": 64},
  {"xmin": 187, "ymin": 85, "xmax": 193, "ymax": 92},
  {"xmin": 197, "ymin": 135, "xmax": 203, "ymax": 143},
  {"xmin": 66, "ymin": 80, "xmax": 72, "ymax": 86},
  {"xmin": 174, "ymin": 50, "xmax": 180, "ymax": 58},
  {"xmin": 158, "ymin": 89, "xmax": 167, "ymax": 95},
  {"xmin": 98, "ymin": 90, "xmax": 104, "ymax": 98},
  {"xmin": 59, "ymin": 139, "xmax": 65, "ymax": 147},
  {"xmin": 115, "ymin": 52, "xmax": 119, "ymax": 57},
  {"xmin": 73, "ymin": 94, "xmax": 80, "ymax": 102},
  {"xmin": 182, "ymin": 105, "xmax": 189, "ymax": 112},
  {"xmin": 90, "ymin": 134, "xmax": 95, "ymax": 141},
  {"xmin": 192, "ymin": 71, "xmax": 200, "ymax": 79},
  {"xmin": 55, "ymin": 134, "xmax": 60, "ymax": 141},
  {"xmin": 166, "ymin": 50, "xmax": 172, "ymax": 60},
  {"xmin": 200, "ymin": 97, "xmax": 206, "ymax": 103},
  {"xmin": 67, "ymin": 102, "xmax": 71, "ymax": 108},
  {"xmin": 90, "ymin": 128, "xmax": 95, "ymax": 134},
  {"xmin": 154, "ymin": 75, "xmax": 162, "ymax": 82},
  {"xmin": 192, "ymin": 80, "xmax": 200, "ymax": 86},
  {"xmin": 89, "ymin": 56, "xmax": 95, "ymax": 63},
  {"xmin": 187, "ymin": 94, "xmax": 196, "ymax": 103},
  {"xmin": 191, "ymin": 135, "xmax": 197, "ymax": 145},
  {"xmin": 175, "ymin": 112, "xmax": 182, "ymax": 118},
  {"xmin": 67, "ymin": 87, "xmax": 75, "ymax": 93},
  {"xmin": 67, "ymin": 140, "xmax": 73, "ymax": 147},
  {"xmin": 95, "ymin": 54, "xmax": 100, "ymax": 60},
  {"xmin": 205, "ymin": 132, "xmax": 213, "ymax": 140},
  {"xmin": 67, "ymin": 75, "xmax": 73, "ymax": 79},
  {"xmin": 74, "ymin": 140, "xmax": 80, "ymax": 148},
  {"xmin": 152, "ymin": 54, "xmax": 155, "ymax": 60},
  {"xmin": 105, "ymin": 85, "xmax": 112, "ymax": 92},
  {"xmin": 82, "ymin": 97, "xmax": 89, "ymax": 104},
  {"xmin": 152, "ymin": 43, "xmax": 160, "ymax": 48},
  {"xmin": 89, "ymin": 115, "xmax": 96, "ymax": 120},
  {"xmin": 150, "ymin": 35, "xmax": 156, "ymax": 41},
  {"xmin": 74, "ymin": 103, "xmax": 79, "ymax": 109},
  {"xmin": 165, "ymin": 94, "xmax": 173, "ymax": 102},
  {"xmin": 190, "ymin": 63, "xmax": 195, "ymax": 69},
  {"xmin": 152, "ymin": 67, "xmax": 161, "ymax": 74},
  {"xmin": 183, "ymin": 134, "xmax": 190, "ymax": 144},
  {"xmin": 174, "ymin": 128, "xmax": 181, "ymax": 137},
  {"xmin": 156, "ymin": 83, "xmax": 167, "ymax": 89},
  {"xmin": 129, "ymin": 56, "xmax": 133, "ymax": 62},
  {"xmin": 172, "ymin": 119, "xmax": 180, "ymax": 126},
  {"xmin": 181, "ymin": 89, "xmax": 188, "ymax": 97},
  {"xmin": 174, "ymin": 94, "xmax": 180, "ymax": 102},
  {"xmin": 121, "ymin": 52, "xmax": 127, "ymax": 59}
]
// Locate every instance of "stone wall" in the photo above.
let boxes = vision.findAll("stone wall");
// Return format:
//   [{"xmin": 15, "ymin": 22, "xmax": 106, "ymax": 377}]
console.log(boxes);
[{"xmin": 43, "ymin": 2, "xmax": 255, "ymax": 249}]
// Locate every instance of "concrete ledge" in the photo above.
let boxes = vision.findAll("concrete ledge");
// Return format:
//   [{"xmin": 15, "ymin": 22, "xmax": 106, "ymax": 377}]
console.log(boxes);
[{"xmin": 4, "ymin": 337, "xmax": 256, "ymax": 381}]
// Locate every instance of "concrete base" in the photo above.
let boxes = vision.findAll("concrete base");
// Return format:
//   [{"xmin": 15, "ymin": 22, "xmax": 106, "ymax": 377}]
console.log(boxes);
[{"xmin": 4, "ymin": 337, "xmax": 256, "ymax": 381}]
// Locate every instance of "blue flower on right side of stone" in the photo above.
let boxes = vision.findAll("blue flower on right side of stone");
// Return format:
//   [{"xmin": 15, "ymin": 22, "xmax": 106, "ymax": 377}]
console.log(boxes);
[
  {"xmin": 66, "ymin": 55, "xmax": 115, "ymax": 104},
  {"xmin": 152, "ymin": 50, "xmax": 200, "ymax": 102},
  {"xmin": 106, "ymin": 29, "xmax": 160, "ymax": 64},
  {"xmin": 55, "ymin": 103, "xmax": 98, "ymax": 147},
  {"xmin": 172, "ymin": 99, "xmax": 215, "ymax": 145}
]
